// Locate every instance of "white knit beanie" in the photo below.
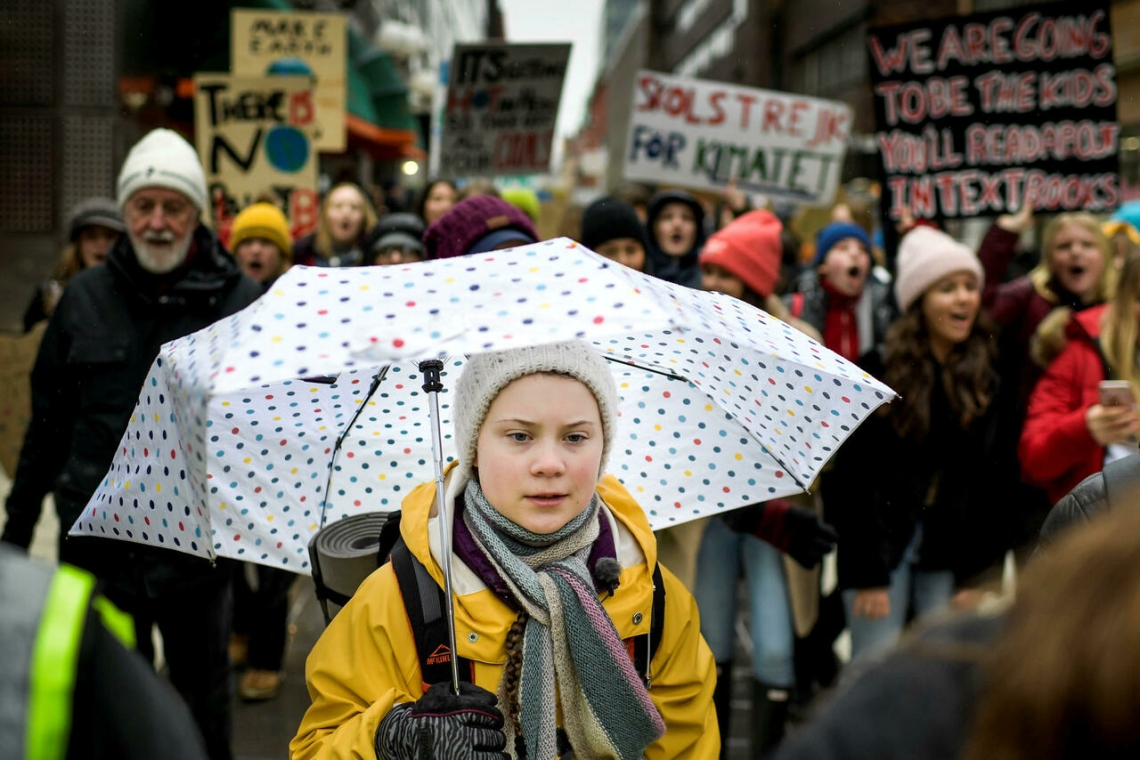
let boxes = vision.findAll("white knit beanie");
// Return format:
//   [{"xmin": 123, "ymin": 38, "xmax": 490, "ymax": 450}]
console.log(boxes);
[
  {"xmin": 117, "ymin": 128, "xmax": 208, "ymax": 214},
  {"xmin": 894, "ymin": 226, "xmax": 985, "ymax": 312},
  {"xmin": 453, "ymin": 340, "xmax": 618, "ymax": 484}
]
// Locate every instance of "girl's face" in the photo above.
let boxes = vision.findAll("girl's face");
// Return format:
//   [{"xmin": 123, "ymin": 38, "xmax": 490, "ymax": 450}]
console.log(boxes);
[
  {"xmin": 423, "ymin": 182, "xmax": 457, "ymax": 226},
  {"xmin": 325, "ymin": 186, "xmax": 367, "ymax": 244},
  {"xmin": 921, "ymin": 271, "xmax": 981, "ymax": 360},
  {"xmin": 474, "ymin": 373, "xmax": 604, "ymax": 535},
  {"xmin": 1050, "ymin": 222, "xmax": 1104, "ymax": 301},
  {"xmin": 235, "ymin": 238, "xmax": 284, "ymax": 284},
  {"xmin": 653, "ymin": 203, "xmax": 697, "ymax": 257},
  {"xmin": 595, "ymin": 237, "xmax": 646, "ymax": 271},
  {"xmin": 77, "ymin": 225, "xmax": 120, "ymax": 268},
  {"xmin": 701, "ymin": 263, "xmax": 746, "ymax": 300},
  {"xmin": 818, "ymin": 237, "xmax": 870, "ymax": 298}
]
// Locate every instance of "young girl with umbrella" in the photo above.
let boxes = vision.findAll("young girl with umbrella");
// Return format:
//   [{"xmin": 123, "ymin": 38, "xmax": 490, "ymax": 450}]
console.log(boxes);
[{"xmin": 291, "ymin": 340, "xmax": 718, "ymax": 759}]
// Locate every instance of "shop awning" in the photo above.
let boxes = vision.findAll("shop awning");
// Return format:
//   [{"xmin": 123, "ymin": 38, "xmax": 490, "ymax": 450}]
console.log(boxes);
[{"xmin": 121, "ymin": 0, "xmax": 423, "ymax": 157}]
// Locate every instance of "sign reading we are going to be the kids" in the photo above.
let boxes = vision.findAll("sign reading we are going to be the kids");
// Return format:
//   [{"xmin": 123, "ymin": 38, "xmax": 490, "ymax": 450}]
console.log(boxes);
[
  {"xmin": 868, "ymin": 0, "xmax": 1119, "ymax": 225},
  {"xmin": 622, "ymin": 70, "xmax": 852, "ymax": 205}
]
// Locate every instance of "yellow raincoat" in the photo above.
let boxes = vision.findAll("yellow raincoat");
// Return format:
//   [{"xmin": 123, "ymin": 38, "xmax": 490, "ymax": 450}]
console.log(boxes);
[{"xmin": 291, "ymin": 471, "xmax": 719, "ymax": 759}]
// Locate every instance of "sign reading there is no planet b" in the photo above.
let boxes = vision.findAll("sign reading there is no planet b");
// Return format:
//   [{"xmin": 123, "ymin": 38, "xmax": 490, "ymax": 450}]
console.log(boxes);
[
  {"xmin": 440, "ymin": 42, "xmax": 571, "ymax": 178},
  {"xmin": 193, "ymin": 73, "xmax": 320, "ymax": 239}
]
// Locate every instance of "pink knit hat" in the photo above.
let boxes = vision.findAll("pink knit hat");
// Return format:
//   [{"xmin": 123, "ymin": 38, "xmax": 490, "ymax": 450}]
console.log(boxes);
[
  {"xmin": 698, "ymin": 209, "xmax": 783, "ymax": 298},
  {"xmin": 894, "ymin": 226, "xmax": 984, "ymax": 312}
]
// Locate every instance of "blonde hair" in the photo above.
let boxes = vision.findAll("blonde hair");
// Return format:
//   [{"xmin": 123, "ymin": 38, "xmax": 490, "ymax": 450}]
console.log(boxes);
[
  {"xmin": 1100, "ymin": 245, "xmax": 1140, "ymax": 399},
  {"xmin": 1029, "ymin": 212, "xmax": 1114, "ymax": 305},
  {"xmin": 314, "ymin": 182, "xmax": 377, "ymax": 258},
  {"xmin": 51, "ymin": 242, "xmax": 85, "ymax": 282}
]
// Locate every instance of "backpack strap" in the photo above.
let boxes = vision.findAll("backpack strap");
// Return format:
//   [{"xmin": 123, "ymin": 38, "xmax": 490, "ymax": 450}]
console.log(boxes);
[
  {"xmin": 390, "ymin": 539, "xmax": 475, "ymax": 689},
  {"xmin": 631, "ymin": 562, "xmax": 666, "ymax": 689}
]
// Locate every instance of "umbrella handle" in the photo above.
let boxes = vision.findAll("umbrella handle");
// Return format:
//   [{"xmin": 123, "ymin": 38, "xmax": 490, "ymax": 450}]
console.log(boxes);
[{"xmin": 420, "ymin": 359, "xmax": 462, "ymax": 695}]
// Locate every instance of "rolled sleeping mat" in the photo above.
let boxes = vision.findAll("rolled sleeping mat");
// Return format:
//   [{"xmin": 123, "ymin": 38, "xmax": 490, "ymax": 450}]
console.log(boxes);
[{"xmin": 309, "ymin": 511, "xmax": 392, "ymax": 624}]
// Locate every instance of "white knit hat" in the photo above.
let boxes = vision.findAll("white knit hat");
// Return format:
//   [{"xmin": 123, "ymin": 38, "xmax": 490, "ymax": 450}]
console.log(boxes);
[
  {"xmin": 894, "ymin": 226, "xmax": 985, "ymax": 312},
  {"xmin": 453, "ymin": 340, "xmax": 618, "ymax": 484},
  {"xmin": 117, "ymin": 128, "xmax": 208, "ymax": 214}
]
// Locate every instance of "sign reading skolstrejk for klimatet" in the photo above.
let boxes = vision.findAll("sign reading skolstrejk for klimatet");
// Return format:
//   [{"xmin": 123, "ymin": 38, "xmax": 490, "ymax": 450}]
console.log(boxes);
[
  {"xmin": 623, "ymin": 70, "xmax": 853, "ymax": 205},
  {"xmin": 440, "ymin": 42, "xmax": 571, "ymax": 178}
]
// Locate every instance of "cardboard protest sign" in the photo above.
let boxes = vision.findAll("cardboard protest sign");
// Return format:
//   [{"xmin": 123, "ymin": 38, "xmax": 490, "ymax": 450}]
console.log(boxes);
[
  {"xmin": 231, "ymin": 9, "xmax": 347, "ymax": 153},
  {"xmin": 193, "ymin": 73, "xmax": 320, "ymax": 240},
  {"xmin": 440, "ymin": 43, "xmax": 571, "ymax": 178},
  {"xmin": 622, "ymin": 71, "xmax": 852, "ymax": 205},
  {"xmin": 0, "ymin": 323, "xmax": 45, "ymax": 479},
  {"xmin": 868, "ymin": 1, "xmax": 1119, "ymax": 226}
]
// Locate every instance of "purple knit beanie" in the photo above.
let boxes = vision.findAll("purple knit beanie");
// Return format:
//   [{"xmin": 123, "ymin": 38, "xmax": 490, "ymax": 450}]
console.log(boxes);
[{"xmin": 423, "ymin": 195, "xmax": 539, "ymax": 259}]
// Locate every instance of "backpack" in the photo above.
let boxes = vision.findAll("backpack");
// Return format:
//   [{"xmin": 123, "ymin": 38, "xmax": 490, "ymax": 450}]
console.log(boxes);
[{"xmin": 375, "ymin": 510, "xmax": 667, "ymax": 690}]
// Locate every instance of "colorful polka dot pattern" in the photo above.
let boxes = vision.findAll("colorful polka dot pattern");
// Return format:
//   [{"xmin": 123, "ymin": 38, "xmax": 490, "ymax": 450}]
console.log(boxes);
[{"xmin": 72, "ymin": 238, "xmax": 894, "ymax": 571}]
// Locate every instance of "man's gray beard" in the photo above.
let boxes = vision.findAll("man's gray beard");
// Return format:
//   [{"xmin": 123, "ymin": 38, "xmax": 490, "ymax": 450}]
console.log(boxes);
[{"xmin": 131, "ymin": 230, "xmax": 193, "ymax": 274}]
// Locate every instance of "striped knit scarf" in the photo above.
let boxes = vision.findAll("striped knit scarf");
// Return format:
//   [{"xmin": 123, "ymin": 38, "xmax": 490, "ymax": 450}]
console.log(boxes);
[{"xmin": 462, "ymin": 480, "xmax": 665, "ymax": 759}]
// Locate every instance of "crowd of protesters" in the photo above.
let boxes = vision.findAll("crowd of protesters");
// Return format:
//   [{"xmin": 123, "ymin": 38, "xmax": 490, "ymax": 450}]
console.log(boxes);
[{"xmin": 5, "ymin": 123, "xmax": 1140, "ymax": 760}]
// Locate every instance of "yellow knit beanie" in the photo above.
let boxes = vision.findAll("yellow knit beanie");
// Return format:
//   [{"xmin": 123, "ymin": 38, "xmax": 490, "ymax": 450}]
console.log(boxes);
[{"xmin": 230, "ymin": 203, "xmax": 293, "ymax": 261}]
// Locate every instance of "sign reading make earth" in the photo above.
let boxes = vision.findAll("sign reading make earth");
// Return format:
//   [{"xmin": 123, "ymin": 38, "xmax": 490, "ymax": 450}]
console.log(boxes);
[
  {"xmin": 440, "ymin": 42, "xmax": 571, "ymax": 178},
  {"xmin": 231, "ymin": 9, "xmax": 347, "ymax": 153},
  {"xmin": 867, "ymin": 1, "xmax": 1119, "ymax": 225},
  {"xmin": 193, "ymin": 73, "xmax": 320, "ymax": 239}
]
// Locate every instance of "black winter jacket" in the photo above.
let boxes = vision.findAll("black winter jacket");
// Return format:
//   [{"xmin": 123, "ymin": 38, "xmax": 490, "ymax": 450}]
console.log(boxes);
[
  {"xmin": 774, "ymin": 611, "xmax": 1002, "ymax": 760},
  {"xmin": 1, "ymin": 226, "xmax": 261, "ymax": 556},
  {"xmin": 824, "ymin": 350, "xmax": 1019, "ymax": 588},
  {"xmin": 1038, "ymin": 451, "xmax": 1140, "ymax": 547}
]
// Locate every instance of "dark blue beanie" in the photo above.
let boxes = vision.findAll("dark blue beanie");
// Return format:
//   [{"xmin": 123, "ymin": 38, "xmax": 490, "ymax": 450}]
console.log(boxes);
[{"xmin": 813, "ymin": 222, "xmax": 872, "ymax": 267}]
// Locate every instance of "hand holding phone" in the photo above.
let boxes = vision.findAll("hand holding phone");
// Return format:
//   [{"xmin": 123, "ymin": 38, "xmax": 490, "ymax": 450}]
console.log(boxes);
[
  {"xmin": 1090, "ymin": 381, "xmax": 1140, "ymax": 446},
  {"xmin": 1099, "ymin": 380, "xmax": 1136, "ymax": 409}
]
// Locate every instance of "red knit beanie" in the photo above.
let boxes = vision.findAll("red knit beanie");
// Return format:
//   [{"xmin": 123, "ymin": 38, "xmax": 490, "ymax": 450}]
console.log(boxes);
[{"xmin": 698, "ymin": 209, "xmax": 783, "ymax": 298}]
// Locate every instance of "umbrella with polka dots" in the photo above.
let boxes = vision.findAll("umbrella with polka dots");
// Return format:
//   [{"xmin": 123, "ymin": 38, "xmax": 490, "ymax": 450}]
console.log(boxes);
[{"xmin": 71, "ymin": 237, "xmax": 894, "ymax": 572}]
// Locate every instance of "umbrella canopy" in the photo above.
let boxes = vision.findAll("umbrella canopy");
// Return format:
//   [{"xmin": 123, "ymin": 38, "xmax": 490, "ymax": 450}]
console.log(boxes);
[{"xmin": 73, "ymin": 238, "xmax": 893, "ymax": 572}]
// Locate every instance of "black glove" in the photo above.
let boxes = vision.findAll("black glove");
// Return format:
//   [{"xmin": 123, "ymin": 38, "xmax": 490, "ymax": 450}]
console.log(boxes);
[
  {"xmin": 375, "ymin": 681, "xmax": 509, "ymax": 760},
  {"xmin": 753, "ymin": 499, "xmax": 839, "ymax": 569}
]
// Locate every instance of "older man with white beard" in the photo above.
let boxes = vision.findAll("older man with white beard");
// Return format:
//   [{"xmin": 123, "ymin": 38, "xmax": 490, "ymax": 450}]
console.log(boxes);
[{"xmin": 1, "ymin": 128, "xmax": 261, "ymax": 760}]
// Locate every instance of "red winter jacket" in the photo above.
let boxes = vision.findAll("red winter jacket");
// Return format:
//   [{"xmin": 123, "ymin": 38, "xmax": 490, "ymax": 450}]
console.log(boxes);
[{"xmin": 1019, "ymin": 305, "xmax": 1108, "ymax": 505}]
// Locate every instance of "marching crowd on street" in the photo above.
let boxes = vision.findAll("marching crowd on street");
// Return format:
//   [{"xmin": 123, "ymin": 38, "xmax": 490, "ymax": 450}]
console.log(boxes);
[{"xmin": 5, "ymin": 123, "xmax": 1140, "ymax": 760}]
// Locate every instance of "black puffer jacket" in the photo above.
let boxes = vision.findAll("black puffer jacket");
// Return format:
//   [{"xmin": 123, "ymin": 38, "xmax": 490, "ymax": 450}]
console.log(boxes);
[
  {"xmin": 824, "ymin": 349, "xmax": 1020, "ymax": 588},
  {"xmin": 1, "ymin": 226, "xmax": 261, "ymax": 556},
  {"xmin": 1038, "ymin": 451, "xmax": 1140, "ymax": 546}
]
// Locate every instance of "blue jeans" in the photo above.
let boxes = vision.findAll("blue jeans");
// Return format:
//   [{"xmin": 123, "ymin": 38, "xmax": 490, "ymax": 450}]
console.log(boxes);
[
  {"xmin": 694, "ymin": 516, "xmax": 795, "ymax": 686},
  {"xmin": 842, "ymin": 529, "xmax": 954, "ymax": 662}
]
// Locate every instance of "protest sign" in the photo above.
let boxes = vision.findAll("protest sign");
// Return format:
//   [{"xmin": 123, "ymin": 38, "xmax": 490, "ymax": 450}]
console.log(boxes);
[
  {"xmin": 622, "ymin": 70, "xmax": 852, "ymax": 205},
  {"xmin": 0, "ymin": 323, "xmax": 45, "ymax": 478},
  {"xmin": 440, "ymin": 43, "xmax": 571, "ymax": 178},
  {"xmin": 231, "ymin": 9, "xmax": 347, "ymax": 153},
  {"xmin": 193, "ymin": 73, "xmax": 320, "ymax": 240},
  {"xmin": 868, "ymin": 1, "xmax": 1119, "ymax": 226}
]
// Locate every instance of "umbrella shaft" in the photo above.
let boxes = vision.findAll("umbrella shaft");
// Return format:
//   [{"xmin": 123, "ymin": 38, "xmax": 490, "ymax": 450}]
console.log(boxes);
[{"xmin": 426, "ymin": 386, "xmax": 461, "ymax": 694}]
